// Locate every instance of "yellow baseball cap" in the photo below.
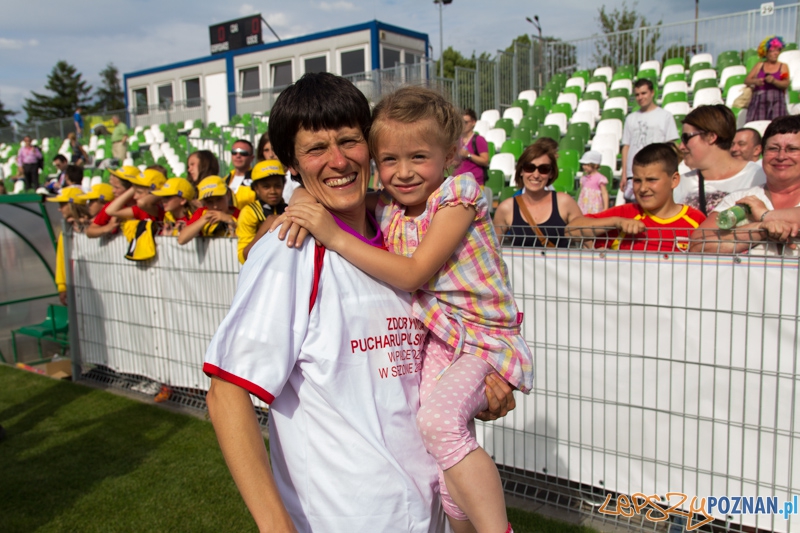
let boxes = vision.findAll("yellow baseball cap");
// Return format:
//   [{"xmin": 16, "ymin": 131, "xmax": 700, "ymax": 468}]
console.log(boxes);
[
  {"xmin": 110, "ymin": 165, "xmax": 143, "ymax": 182},
  {"xmin": 197, "ymin": 176, "xmax": 228, "ymax": 199},
  {"xmin": 46, "ymin": 186, "xmax": 87, "ymax": 204},
  {"xmin": 152, "ymin": 178, "xmax": 196, "ymax": 201},
  {"xmin": 251, "ymin": 159, "xmax": 286, "ymax": 182},
  {"xmin": 128, "ymin": 168, "xmax": 167, "ymax": 190},
  {"xmin": 78, "ymin": 183, "xmax": 115, "ymax": 202}
]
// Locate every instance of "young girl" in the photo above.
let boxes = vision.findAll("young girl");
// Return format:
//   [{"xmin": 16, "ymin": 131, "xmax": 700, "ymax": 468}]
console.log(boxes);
[
  {"xmin": 105, "ymin": 168, "xmax": 167, "ymax": 223},
  {"xmin": 47, "ymin": 187, "xmax": 91, "ymax": 305},
  {"xmin": 177, "ymin": 176, "xmax": 239, "ymax": 245},
  {"xmin": 86, "ymin": 171, "xmax": 133, "ymax": 238},
  {"xmin": 576, "ymin": 150, "xmax": 609, "ymax": 215},
  {"xmin": 152, "ymin": 177, "xmax": 195, "ymax": 236},
  {"xmin": 285, "ymin": 86, "xmax": 532, "ymax": 533}
]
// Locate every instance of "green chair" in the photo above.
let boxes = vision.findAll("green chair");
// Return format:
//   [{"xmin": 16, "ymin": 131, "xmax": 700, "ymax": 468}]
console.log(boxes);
[
  {"xmin": 599, "ymin": 165, "xmax": 615, "ymax": 193},
  {"xmin": 723, "ymin": 75, "xmax": 746, "ymax": 97},
  {"xmin": 511, "ymin": 99, "xmax": 530, "ymax": 113},
  {"xmin": 673, "ymin": 116, "xmax": 685, "ymax": 134},
  {"xmin": 664, "ymin": 73, "xmax": 687, "ymax": 84},
  {"xmin": 510, "ymin": 127, "xmax": 533, "ymax": 146},
  {"xmin": 689, "ymin": 62, "xmax": 713, "ymax": 77},
  {"xmin": 785, "ymin": 43, "xmax": 799, "ymax": 51},
  {"xmin": 495, "ymin": 118, "xmax": 514, "ymax": 136},
  {"xmin": 535, "ymin": 96, "xmax": 553, "ymax": 111},
  {"xmin": 612, "ymin": 71, "xmax": 633, "ymax": 82},
  {"xmin": 563, "ymin": 85, "xmax": 582, "ymax": 97},
  {"xmin": 664, "ymin": 57, "xmax": 686, "ymax": 68},
  {"xmin": 617, "ymin": 64, "xmax": 635, "ymax": 76},
  {"xmin": 559, "ymin": 134, "xmax": 584, "ymax": 152},
  {"xmin": 745, "ymin": 56, "xmax": 762, "ymax": 74},
  {"xmin": 485, "ymin": 169, "xmax": 506, "ymax": 195},
  {"xmin": 744, "ymin": 48, "xmax": 759, "ymax": 61},
  {"xmin": 693, "ymin": 78, "xmax": 718, "ymax": 92},
  {"xmin": 662, "ymin": 92, "xmax": 688, "ymax": 105},
  {"xmin": 500, "ymin": 139, "xmax": 524, "ymax": 160},
  {"xmin": 573, "ymin": 70, "xmax": 590, "ymax": 83},
  {"xmin": 499, "ymin": 186, "xmax": 518, "ymax": 202},
  {"xmin": 609, "ymin": 87, "xmax": 630, "ymax": 99},
  {"xmin": 519, "ymin": 116, "xmax": 539, "ymax": 132},
  {"xmin": 637, "ymin": 68, "xmax": 658, "ymax": 81},
  {"xmin": 487, "ymin": 141, "xmax": 496, "ymax": 160},
  {"xmin": 601, "ymin": 108, "xmax": 626, "ymax": 121},
  {"xmin": 567, "ymin": 122, "xmax": 591, "ymax": 146},
  {"xmin": 527, "ymin": 104, "xmax": 547, "ymax": 122},
  {"xmin": 558, "ymin": 149, "xmax": 580, "ymax": 173},
  {"xmin": 11, "ymin": 305, "xmax": 70, "ymax": 364},
  {"xmin": 589, "ymin": 75, "xmax": 607, "ymax": 84},
  {"xmin": 583, "ymin": 91, "xmax": 603, "ymax": 103},
  {"xmin": 790, "ymin": 91, "xmax": 800, "ymax": 104},
  {"xmin": 551, "ymin": 102, "xmax": 573, "ymax": 119},
  {"xmin": 552, "ymin": 165, "xmax": 576, "ymax": 193},
  {"xmin": 537, "ymin": 125, "xmax": 561, "ymax": 141}
]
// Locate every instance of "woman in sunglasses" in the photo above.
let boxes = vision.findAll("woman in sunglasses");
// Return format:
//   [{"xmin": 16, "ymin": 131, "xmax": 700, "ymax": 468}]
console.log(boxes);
[
  {"xmin": 673, "ymin": 105, "xmax": 766, "ymax": 215},
  {"xmin": 493, "ymin": 140, "xmax": 582, "ymax": 247}
]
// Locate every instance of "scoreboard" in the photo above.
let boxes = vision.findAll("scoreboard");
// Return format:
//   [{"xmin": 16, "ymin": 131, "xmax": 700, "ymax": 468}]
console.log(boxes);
[{"xmin": 209, "ymin": 15, "xmax": 262, "ymax": 54}]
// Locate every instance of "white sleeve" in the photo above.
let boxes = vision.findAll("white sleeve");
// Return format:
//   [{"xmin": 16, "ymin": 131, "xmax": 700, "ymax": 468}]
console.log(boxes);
[
  {"xmin": 664, "ymin": 110, "xmax": 680, "ymax": 142},
  {"xmin": 203, "ymin": 234, "xmax": 314, "ymax": 403},
  {"xmin": 621, "ymin": 115, "xmax": 632, "ymax": 146}
]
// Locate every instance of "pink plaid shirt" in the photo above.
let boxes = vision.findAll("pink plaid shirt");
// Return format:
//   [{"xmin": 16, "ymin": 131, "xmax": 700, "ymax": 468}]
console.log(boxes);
[
  {"xmin": 375, "ymin": 173, "xmax": 533, "ymax": 392},
  {"xmin": 17, "ymin": 145, "xmax": 42, "ymax": 165}
]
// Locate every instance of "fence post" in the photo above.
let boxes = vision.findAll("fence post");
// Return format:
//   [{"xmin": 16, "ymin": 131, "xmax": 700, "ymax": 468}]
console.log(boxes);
[
  {"xmin": 494, "ymin": 60, "xmax": 500, "ymax": 111},
  {"xmin": 512, "ymin": 42, "xmax": 519, "ymax": 102},
  {"xmin": 62, "ymin": 220, "xmax": 82, "ymax": 380}
]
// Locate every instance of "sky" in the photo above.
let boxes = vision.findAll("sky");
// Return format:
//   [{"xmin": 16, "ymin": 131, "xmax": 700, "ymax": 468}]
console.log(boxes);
[{"xmin": 0, "ymin": 0, "xmax": 783, "ymax": 119}]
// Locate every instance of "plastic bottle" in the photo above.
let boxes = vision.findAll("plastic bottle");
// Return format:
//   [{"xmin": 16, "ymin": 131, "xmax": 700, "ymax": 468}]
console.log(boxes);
[{"xmin": 717, "ymin": 204, "xmax": 751, "ymax": 230}]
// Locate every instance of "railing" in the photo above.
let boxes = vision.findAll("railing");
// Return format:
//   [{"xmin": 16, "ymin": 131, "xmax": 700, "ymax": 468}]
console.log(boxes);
[
  {"xmin": 129, "ymin": 99, "xmax": 206, "ymax": 129},
  {"xmin": 63, "ymin": 226, "xmax": 800, "ymax": 532}
]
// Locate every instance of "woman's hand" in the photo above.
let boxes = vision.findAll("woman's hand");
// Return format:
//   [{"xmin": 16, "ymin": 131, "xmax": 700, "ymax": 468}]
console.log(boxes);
[
  {"xmin": 476, "ymin": 373, "xmax": 516, "ymax": 421},
  {"xmin": 736, "ymin": 196, "xmax": 769, "ymax": 222},
  {"xmin": 765, "ymin": 74, "xmax": 776, "ymax": 84},
  {"xmin": 760, "ymin": 219, "xmax": 800, "ymax": 247}
]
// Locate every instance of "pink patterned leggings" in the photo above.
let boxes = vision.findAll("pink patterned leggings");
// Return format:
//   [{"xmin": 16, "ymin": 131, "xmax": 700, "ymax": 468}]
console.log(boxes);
[{"xmin": 417, "ymin": 333, "xmax": 496, "ymax": 520}]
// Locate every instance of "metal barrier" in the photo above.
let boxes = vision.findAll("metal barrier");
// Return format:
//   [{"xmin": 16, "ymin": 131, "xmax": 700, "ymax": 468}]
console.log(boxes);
[
  {"xmin": 64, "ymin": 226, "xmax": 800, "ymax": 531},
  {"xmin": 129, "ymin": 99, "xmax": 206, "ymax": 129}
]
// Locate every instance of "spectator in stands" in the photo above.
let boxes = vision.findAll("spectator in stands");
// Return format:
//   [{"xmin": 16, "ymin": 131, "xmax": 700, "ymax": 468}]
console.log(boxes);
[
  {"xmin": 73, "ymin": 106, "xmax": 84, "ymax": 138},
  {"xmin": 226, "ymin": 139, "xmax": 257, "ymax": 207},
  {"xmin": 105, "ymin": 168, "xmax": 167, "ymax": 222},
  {"xmin": 731, "ymin": 128, "xmax": 763, "ymax": 163},
  {"xmin": 493, "ymin": 140, "xmax": 582, "ymax": 247},
  {"xmin": 577, "ymin": 150, "xmax": 609, "ymax": 214},
  {"xmin": 78, "ymin": 183, "xmax": 115, "ymax": 220},
  {"xmin": 620, "ymin": 79, "xmax": 679, "ymax": 202},
  {"xmin": 566, "ymin": 143, "xmax": 706, "ymax": 252},
  {"xmin": 674, "ymin": 105, "xmax": 766, "ymax": 215},
  {"xmin": 204, "ymin": 72, "xmax": 513, "ymax": 533},
  {"xmin": 691, "ymin": 115, "xmax": 800, "ymax": 255},
  {"xmin": 17, "ymin": 136, "xmax": 43, "ymax": 191},
  {"xmin": 745, "ymin": 36, "xmax": 790, "ymax": 122},
  {"xmin": 110, "ymin": 115, "xmax": 129, "ymax": 162},
  {"xmin": 454, "ymin": 108, "xmax": 489, "ymax": 186},
  {"xmin": 152, "ymin": 178, "xmax": 195, "ymax": 236},
  {"xmin": 256, "ymin": 132, "xmax": 275, "ymax": 162},
  {"xmin": 67, "ymin": 132, "xmax": 88, "ymax": 166},
  {"xmin": 177, "ymin": 176, "xmax": 239, "ymax": 244},
  {"xmin": 237, "ymin": 159, "xmax": 287, "ymax": 263},
  {"xmin": 47, "ymin": 187, "xmax": 89, "ymax": 305},
  {"xmin": 186, "ymin": 149, "xmax": 220, "ymax": 186},
  {"xmin": 85, "ymin": 166, "xmax": 137, "ymax": 238},
  {"xmin": 46, "ymin": 154, "xmax": 69, "ymax": 194}
]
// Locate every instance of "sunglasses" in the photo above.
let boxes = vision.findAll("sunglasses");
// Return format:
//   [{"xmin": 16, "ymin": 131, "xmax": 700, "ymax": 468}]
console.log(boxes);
[
  {"xmin": 681, "ymin": 131, "xmax": 705, "ymax": 145},
  {"xmin": 231, "ymin": 149, "xmax": 251, "ymax": 156},
  {"xmin": 521, "ymin": 163, "xmax": 553, "ymax": 175}
]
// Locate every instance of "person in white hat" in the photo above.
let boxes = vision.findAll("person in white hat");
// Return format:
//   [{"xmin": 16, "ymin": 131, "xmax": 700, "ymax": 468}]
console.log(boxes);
[{"xmin": 577, "ymin": 150, "xmax": 609, "ymax": 214}]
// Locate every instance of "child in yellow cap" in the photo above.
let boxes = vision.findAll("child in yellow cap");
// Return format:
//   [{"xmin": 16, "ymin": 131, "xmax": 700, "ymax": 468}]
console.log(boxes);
[
  {"xmin": 78, "ymin": 183, "xmax": 115, "ymax": 221},
  {"xmin": 106, "ymin": 168, "xmax": 167, "ymax": 222},
  {"xmin": 237, "ymin": 159, "xmax": 287, "ymax": 263},
  {"xmin": 178, "ymin": 176, "xmax": 239, "ymax": 245},
  {"xmin": 152, "ymin": 178, "xmax": 195, "ymax": 236},
  {"xmin": 86, "ymin": 172, "xmax": 134, "ymax": 238},
  {"xmin": 46, "ymin": 187, "xmax": 89, "ymax": 305}
]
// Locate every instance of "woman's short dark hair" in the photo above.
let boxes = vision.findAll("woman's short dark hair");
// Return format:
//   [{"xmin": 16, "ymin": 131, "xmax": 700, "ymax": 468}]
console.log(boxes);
[
  {"xmin": 632, "ymin": 143, "xmax": 681, "ymax": 175},
  {"xmin": 269, "ymin": 73, "xmax": 371, "ymax": 176},
  {"xmin": 762, "ymin": 115, "xmax": 800, "ymax": 149},
  {"xmin": 189, "ymin": 150, "xmax": 220, "ymax": 182},
  {"xmin": 682, "ymin": 105, "xmax": 736, "ymax": 151},
  {"xmin": 515, "ymin": 139, "xmax": 559, "ymax": 188},
  {"xmin": 463, "ymin": 108, "xmax": 478, "ymax": 121},
  {"xmin": 256, "ymin": 132, "xmax": 270, "ymax": 162}
]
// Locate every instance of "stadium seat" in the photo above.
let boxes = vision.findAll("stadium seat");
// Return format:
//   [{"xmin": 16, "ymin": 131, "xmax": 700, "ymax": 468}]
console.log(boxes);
[
  {"xmin": 664, "ymin": 72, "xmax": 687, "ymax": 84},
  {"xmin": 590, "ymin": 133, "xmax": 620, "ymax": 157},
  {"xmin": 599, "ymin": 165, "xmax": 615, "ymax": 192},
  {"xmin": 559, "ymin": 134, "xmax": 584, "ymax": 152},
  {"xmin": 610, "ymin": 78, "xmax": 633, "ymax": 93},
  {"xmin": 726, "ymin": 84, "xmax": 746, "ymax": 108},
  {"xmin": 570, "ymin": 110, "xmax": 595, "ymax": 130},
  {"xmin": 786, "ymin": 43, "xmax": 799, "ymax": 51},
  {"xmin": 510, "ymin": 127, "xmax": 533, "ymax": 146},
  {"xmin": 717, "ymin": 50, "xmax": 740, "ymax": 64},
  {"xmin": 745, "ymin": 56, "xmax": 762, "ymax": 74},
  {"xmin": 585, "ymin": 82, "xmax": 608, "ymax": 100},
  {"xmin": 595, "ymin": 119, "xmax": 623, "ymax": 145},
  {"xmin": 556, "ymin": 92, "xmax": 579, "ymax": 112},
  {"xmin": 637, "ymin": 68, "xmax": 658, "ymax": 82},
  {"xmin": 519, "ymin": 116, "xmax": 539, "ymax": 131},
  {"xmin": 535, "ymin": 95, "xmax": 553, "ymax": 111},
  {"xmin": 485, "ymin": 128, "xmax": 507, "ymax": 148},
  {"xmin": 693, "ymin": 78, "xmax": 719, "ymax": 92},
  {"xmin": 601, "ymin": 108, "xmax": 625, "ymax": 121},
  {"xmin": 690, "ymin": 53, "xmax": 713, "ymax": 67},
  {"xmin": 717, "ymin": 65, "xmax": 746, "ymax": 90},
  {"xmin": 662, "ymin": 92, "xmax": 688, "ymax": 105},
  {"xmin": 664, "ymin": 57, "xmax": 686, "ymax": 68},
  {"xmin": 558, "ymin": 149, "xmax": 579, "ymax": 171},
  {"xmin": 485, "ymin": 169, "xmax": 506, "ymax": 195},
  {"xmin": 12, "ymin": 180, "xmax": 25, "ymax": 194},
  {"xmin": 690, "ymin": 69, "xmax": 717, "ymax": 91},
  {"xmin": 500, "ymin": 139, "xmax": 524, "ymax": 160},
  {"xmin": 689, "ymin": 62, "xmax": 713, "ymax": 80},
  {"xmin": 608, "ymin": 87, "xmax": 630, "ymax": 99},
  {"xmin": 544, "ymin": 113, "xmax": 568, "ymax": 136},
  {"xmin": 518, "ymin": 90, "xmax": 538, "ymax": 107},
  {"xmin": 583, "ymin": 91, "xmax": 604, "ymax": 104},
  {"xmin": 90, "ymin": 176, "xmax": 102, "ymax": 187},
  {"xmin": 503, "ymin": 107, "xmax": 524, "ymax": 127},
  {"xmin": 723, "ymin": 75, "xmax": 746, "ymax": 97},
  {"xmin": 612, "ymin": 71, "xmax": 633, "ymax": 82},
  {"xmin": 489, "ymin": 153, "xmax": 516, "ymax": 182},
  {"xmin": 527, "ymin": 104, "xmax": 547, "ymax": 122},
  {"xmin": 779, "ymin": 50, "xmax": 800, "ymax": 65},
  {"xmin": 495, "ymin": 118, "xmax": 514, "ymax": 136},
  {"xmin": 743, "ymin": 120, "xmax": 771, "ymax": 136},
  {"xmin": 480, "ymin": 109, "xmax": 500, "ymax": 128},
  {"xmin": 552, "ymin": 165, "xmax": 576, "ymax": 193},
  {"xmin": 537, "ymin": 124, "xmax": 561, "ymax": 141},
  {"xmin": 551, "ymin": 103, "xmax": 573, "ymax": 119},
  {"xmin": 639, "ymin": 60, "xmax": 661, "ymax": 76},
  {"xmin": 662, "ymin": 80, "xmax": 689, "ymax": 96},
  {"xmin": 473, "ymin": 119, "xmax": 491, "ymax": 137},
  {"xmin": 576, "ymin": 99, "xmax": 601, "ymax": 121},
  {"xmin": 511, "ymin": 99, "xmax": 530, "ymax": 113},
  {"xmin": 498, "ymin": 186, "xmax": 518, "ymax": 201},
  {"xmin": 565, "ymin": 77, "xmax": 586, "ymax": 93},
  {"xmin": 563, "ymin": 85, "xmax": 582, "ymax": 98},
  {"xmin": 573, "ymin": 70, "xmax": 590, "ymax": 83},
  {"xmin": 604, "ymin": 97, "xmax": 628, "ymax": 114},
  {"xmin": 594, "ymin": 66, "xmax": 613, "ymax": 84},
  {"xmin": 692, "ymin": 87, "xmax": 723, "ymax": 109},
  {"xmin": 567, "ymin": 122, "xmax": 591, "ymax": 145},
  {"xmin": 664, "ymin": 101, "xmax": 692, "ymax": 116}
]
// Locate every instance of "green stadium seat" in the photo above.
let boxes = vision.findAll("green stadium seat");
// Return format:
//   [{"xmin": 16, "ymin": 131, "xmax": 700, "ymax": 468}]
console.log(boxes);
[
  {"xmin": 589, "ymin": 75, "xmax": 607, "ymax": 84},
  {"xmin": 673, "ymin": 116, "xmax": 685, "ymax": 134},
  {"xmin": 512, "ymin": 99, "xmax": 530, "ymax": 113},
  {"xmin": 573, "ymin": 70, "xmax": 590, "ymax": 83},
  {"xmin": 717, "ymin": 50, "xmax": 740, "ymax": 64},
  {"xmin": 495, "ymin": 118, "xmax": 514, "ymax": 136},
  {"xmin": 558, "ymin": 149, "xmax": 580, "ymax": 173},
  {"xmin": 485, "ymin": 170, "xmax": 506, "ymax": 195},
  {"xmin": 617, "ymin": 64, "xmax": 635, "ymax": 76},
  {"xmin": 535, "ymin": 96, "xmax": 553, "ymax": 111},
  {"xmin": 785, "ymin": 43, "xmax": 799, "ymax": 51},
  {"xmin": 563, "ymin": 86, "xmax": 582, "ymax": 97},
  {"xmin": 689, "ymin": 62, "xmax": 713, "ymax": 77},
  {"xmin": 745, "ymin": 56, "xmax": 762, "ymax": 73},
  {"xmin": 723, "ymin": 75, "xmax": 746, "ymax": 97},
  {"xmin": 693, "ymin": 78, "xmax": 718, "ymax": 92},
  {"xmin": 519, "ymin": 116, "xmax": 539, "ymax": 132},
  {"xmin": 637, "ymin": 68, "xmax": 658, "ymax": 80},
  {"xmin": 551, "ymin": 102, "xmax": 573, "ymax": 119},
  {"xmin": 499, "ymin": 186, "xmax": 518, "ymax": 202},
  {"xmin": 790, "ymin": 91, "xmax": 800, "ymax": 104},
  {"xmin": 664, "ymin": 57, "xmax": 686, "ymax": 68},
  {"xmin": 601, "ymin": 108, "xmax": 626, "ymax": 121},
  {"xmin": 510, "ymin": 127, "xmax": 533, "ymax": 146},
  {"xmin": 559, "ymin": 134, "xmax": 584, "ymax": 152},
  {"xmin": 567, "ymin": 122, "xmax": 591, "ymax": 145},
  {"xmin": 608, "ymin": 87, "xmax": 630, "ymax": 99},
  {"xmin": 552, "ymin": 165, "xmax": 576, "ymax": 193},
  {"xmin": 662, "ymin": 92, "xmax": 688, "ymax": 105},
  {"xmin": 664, "ymin": 73, "xmax": 687, "ymax": 84},
  {"xmin": 599, "ymin": 165, "xmax": 615, "ymax": 193},
  {"xmin": 744, "ymin": 48, "xmax": 759, "ymax": 61},
  {"xmin": 500, "ymin": 139, "xmax": 524, "ymax": 160},
  {"xmin": 537, "ymin": 125, "xmax": 561, "ymax": 142},
  {"xmin": 583, "ymin": 91, "xmax": 603, "ymax": 103},
  {"xmin": 612, "ymin": 71, "xmax": 633, "ymax": 82},
  {"xmin": 527, "ymin": 104, "xmax": 547, "ymax": 122},
  {"xmin": 487, "ymin": 141, "xmax": 496, "ymax": 160}
]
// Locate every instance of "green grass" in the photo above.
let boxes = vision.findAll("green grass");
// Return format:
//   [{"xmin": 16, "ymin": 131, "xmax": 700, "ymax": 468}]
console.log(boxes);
[{"xmin": 0, "ymin": 365, "xmax": 595, "ymax": 533}]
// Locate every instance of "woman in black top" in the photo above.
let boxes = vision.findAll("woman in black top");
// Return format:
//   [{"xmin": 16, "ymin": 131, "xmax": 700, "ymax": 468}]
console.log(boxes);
[{"xmin": 493, "ymin": 140, "xmax": 582, "ymax": 248}]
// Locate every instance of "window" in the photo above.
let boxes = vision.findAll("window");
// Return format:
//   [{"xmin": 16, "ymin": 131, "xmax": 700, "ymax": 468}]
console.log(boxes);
[
  {"xmin": 184, "ymin": 78, "xmax": 201, "ymax": 108},
  {"xmin": 271, "ymin": 61, "xmax": 292, "ymax": 87},
  {"xmin": 304, "ymin": 56, "xmax": 327, "ymax": 75},
  {"xmin": 157, "ymin": 84, "xmax": 173, "ymax": 110},
  {"xmin": 240, "ymin": 67, "xmax": 260, "ymax": 98},
  {"xmin": 383, "ymin": 48, "xmax": 401, "ymax": 69},
  {"xmin": 340, "ymin": 49, "xmax": 365, "ymax": 76},
  {"xmin": 407, "ymin": 53, "xmax": 423, "ymax": 64},
  {"xmin": 133, "ymin": 88, "xmax": 148, "ymax": 115}
]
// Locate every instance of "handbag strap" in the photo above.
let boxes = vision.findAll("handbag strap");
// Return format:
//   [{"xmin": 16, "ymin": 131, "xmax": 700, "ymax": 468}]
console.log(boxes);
[
  {"xmin": 697, "ymin": 170, "xmax": 708, "ymax": 216},
  {"xmin": 515, "ymin": 195, "xmax": 555, "ymax": 248}
]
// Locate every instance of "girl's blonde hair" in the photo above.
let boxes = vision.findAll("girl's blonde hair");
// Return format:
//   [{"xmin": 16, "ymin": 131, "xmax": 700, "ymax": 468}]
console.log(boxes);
[{"xmin": 369, "ymin": 86, "xmax": 462, "ymax": 157}]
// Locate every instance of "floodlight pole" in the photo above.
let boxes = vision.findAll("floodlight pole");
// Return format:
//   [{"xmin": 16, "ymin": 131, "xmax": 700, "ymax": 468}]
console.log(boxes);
[
  {"xmin": 526, "ymin": 16, "xmax": 543, "ymax": 90},
  {"xmin": 434, "ymin": 0, "xmax": 452, "ymax": 78},
  {"xmin": 693, "ymin": 0, "xmax": 698, "ymax": 53}
]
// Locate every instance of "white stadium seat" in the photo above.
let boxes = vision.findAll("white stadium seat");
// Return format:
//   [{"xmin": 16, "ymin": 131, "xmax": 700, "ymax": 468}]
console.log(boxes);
[
  {"xmin": 502, "ymin": 106, "xmax": 524, "ymax": 126},
  {"xmin": 591, "ymin": 133, "xmax": 620, "ymax": 157},
  {"xmin": 662, "ymin": 81, "xmax": 689, "ymax": 97},
  {"xmin": 473, "ymin": 119, "xmax": 491, "ymax": 137},
  {"xmin": 597, "ymin": 148, "xmax": 618, "ymax": 173},
  {"xmin": 725, "ymin": 84, "xmax": 746, "ymax": 108},
  {"xmin": 604, "ymin": 97, "xmax": 628, "ymax": 114},
  {"xmin": 594, "ymin": 66, "xmax": 613, "ymax": 83},
  {"xmin": 779, "ymin": 50, "xmax": 800, "ymax": 66},
  {"xmin": 12, "ymin": 180, "xmax": 25, "ymax": 194},
  {"xmin": 719, "ymin": 65, "xmax": 747, "ymax": 89},
  {"xmin": 585, "ymin": 82, "xmax": 608, "ymax": 100},
  {"xmin": 639, "ymin": 60, "xmax": 661, "ymax": 76},
  {"xmin": 659, "ymin": 64, "xmax": 686, "ymax": 84},
  {"xmin": 743, "ymin": 120, "xmax": 772, "ymax": 136},
  {"xmin": 544, "ymin": 112, "xmax": 568, "ymax": 136},
  {"xmin": 484, "ymin": 128, "xmax": 507, "ymax": 148},
  {"xmin": 595, "ymin": 119, "xmax": 623, "ymax": 145},
  {"xmin": 81, "ymin": 177, "xmax": 91, "ymax": 193},
  {"xmin": 480, "ymin": 109, "xmax": 500, "ymax": 128},
  {"xmin": 610, "ymin": 79, "xmax": 633, "ymax": 93},
  {"xmin": 90, "ymin": 176, "xmax": 103, "ymax": 187},
  {"xmin": 518, "ymin": 89, "xmax": 537, "ymax": 106},
  {"xmin": 664, "ymin": 101, "xmax": 692, "ymax": 116},
  {"xmin": 690, "ymin": 53, "xmax": 713, "ymax": 67},
  {"xmin": 556, "ymin": 92, "xmax": 578, "ymax": 112},
  {"xmin": 490, "ymin": 153, "xmax": 516, "ymax": 182},
  {"xmin": 565, "ymin": 77, "xmax": 586, "ymax": 92},
  {"xmin": 690, "ymin": 69, "xmax": 717, "ymax": 91},
  {"xmin": 576, "ymin": 99, "xmax": 601, "ymax": 121},
  {"xmin": 692, "ymin": 87, "xmax": 723, "ymax": 109},
  {"xmin": 570, "ymin": 110, "xmax": 595, "ymax": 130}
]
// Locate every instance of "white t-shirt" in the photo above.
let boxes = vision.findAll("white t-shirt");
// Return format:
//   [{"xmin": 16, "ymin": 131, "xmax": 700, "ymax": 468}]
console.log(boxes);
[
  {"xmin": 204, "ymin": 225, "xmax": 444, "ymax": 533},
  {"xmin": 713, "ymin": 185, "xmax": 800, "ymax": 257},
  {"xmin": 622, "ymin": 107, "xmax": 680, "ymax": 177},
  {"xmin": 674, "ymin": 162, "xmax": 766, "ymax": 212}
]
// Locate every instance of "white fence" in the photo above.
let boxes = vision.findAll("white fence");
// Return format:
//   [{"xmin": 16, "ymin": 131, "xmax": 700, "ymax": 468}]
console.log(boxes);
[{"xmin": 68, "ymin": 233, "xmax": 800, "ymax": 531}]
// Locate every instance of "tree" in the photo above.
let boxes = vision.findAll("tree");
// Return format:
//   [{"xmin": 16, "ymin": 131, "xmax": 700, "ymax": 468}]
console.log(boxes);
[
  {"xmin": 434, "ymin": 46, "xmax": 478, "ymax": 80},
  {"xmin": 22, "ymin": 61, "xmax": 93, "ymax": 122},
  {"xmin": 94, "ymin": 63, "xmax": 125, "ymax": 112},
  {"xmin": 592, "ymin": 1, "xmax": 661, "ymax": 69},
  {"xmin": 0, "ymin": 98, "xmax": 16, "ymax": 129}
]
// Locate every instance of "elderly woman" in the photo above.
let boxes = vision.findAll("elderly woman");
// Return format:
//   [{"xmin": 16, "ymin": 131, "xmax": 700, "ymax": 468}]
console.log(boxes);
[
  {"xmin": 203, "ymin": 73, "xmax": 513, "ymax": 533},
  {"xmin": 690, "ymin": 115, "xmax": 800, "ymax": 254},
  {"xmin": 674, "ymin": 105, "xmax": 766, "ymax": 215},
  {"xmin": 745, "ymin": 35, "xmax": 791, "ymax": 123},
  {"xmin": 493, "ymin": 140, "xmax": 582, "ymax": 247}
]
